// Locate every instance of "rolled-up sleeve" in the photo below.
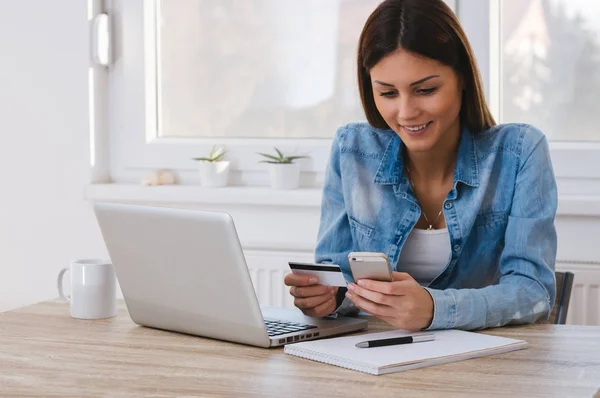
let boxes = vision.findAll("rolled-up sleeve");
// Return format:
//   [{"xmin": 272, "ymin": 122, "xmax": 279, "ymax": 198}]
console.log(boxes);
[
  {"xmin": 314, "ymin": 127, "xmax": 359, "ymax": 317},
  {"xmin": 425, "ymin": 127, "xmax": 557, "ymax": 330}
]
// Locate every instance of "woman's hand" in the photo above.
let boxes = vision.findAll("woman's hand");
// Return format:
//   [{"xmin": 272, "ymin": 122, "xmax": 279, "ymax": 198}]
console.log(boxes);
[
  {"xmin": 345, "ymin": 272, "xmax": 434, "ymax": 330},
  {"xmin": 284, "ymin": 273, "xmax": 338, "ymax": 318}
]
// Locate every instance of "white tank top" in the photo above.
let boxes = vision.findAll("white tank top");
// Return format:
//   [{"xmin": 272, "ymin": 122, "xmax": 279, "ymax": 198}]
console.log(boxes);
[{"xmin": 396, "ymin": 228, "xmax": 451, "ymax": 286}]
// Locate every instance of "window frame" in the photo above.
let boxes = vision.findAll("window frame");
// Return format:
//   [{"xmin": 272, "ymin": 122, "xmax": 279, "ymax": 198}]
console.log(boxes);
[
  {"xmin": 107, "ymin": 0, "xmax": 355, "ymax": 186},
  {"xmin": 461, "ymin": 0, "xmax": 600, "ymax": 195},
  {"xmin": 104, "ymin": 0, "xmax": 600, "ymax": 195}
]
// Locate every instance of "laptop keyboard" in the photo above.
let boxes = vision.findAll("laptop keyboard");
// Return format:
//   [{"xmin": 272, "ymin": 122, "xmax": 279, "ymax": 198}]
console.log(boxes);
[{"xmin": 264, "ymin": 319, "xmax": 317, "ymax": 337}]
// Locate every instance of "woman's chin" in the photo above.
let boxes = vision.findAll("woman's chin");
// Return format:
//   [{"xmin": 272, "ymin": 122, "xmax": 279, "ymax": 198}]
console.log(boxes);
[{"xmin": 399, "ymin": 134, "xmax": 438, "ymax": 153}]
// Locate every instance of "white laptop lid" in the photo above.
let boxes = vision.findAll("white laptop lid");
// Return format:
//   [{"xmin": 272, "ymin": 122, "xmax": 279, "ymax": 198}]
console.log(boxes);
[{"xmin": 93, "ymin": 202, "xmax": 271, "ymax": 347}]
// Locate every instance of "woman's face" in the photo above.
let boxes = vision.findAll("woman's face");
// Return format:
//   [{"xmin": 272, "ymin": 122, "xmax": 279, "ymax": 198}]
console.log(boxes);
[{"xmin": 370, "ymin": 48, "xmax": 463, "ymax": 153}]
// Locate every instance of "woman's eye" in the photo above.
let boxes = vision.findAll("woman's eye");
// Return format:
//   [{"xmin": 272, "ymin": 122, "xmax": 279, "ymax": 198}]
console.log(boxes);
[
  {"xmin": 379, "ymin": 91, "xmax": 397, "ymax": 98},
  {"xmin": 417, "ymin": 87, "xmax": 437, "ymax": 95}
]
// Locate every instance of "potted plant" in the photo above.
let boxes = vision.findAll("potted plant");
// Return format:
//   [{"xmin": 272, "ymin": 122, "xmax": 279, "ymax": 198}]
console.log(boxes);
[
  {"xmin": 258, "ymin": 147, "xmax": 308, "ymax": 189},
  {"xmin": 192, "ymin": 146, "xmax": 230, "ymax": 187}
]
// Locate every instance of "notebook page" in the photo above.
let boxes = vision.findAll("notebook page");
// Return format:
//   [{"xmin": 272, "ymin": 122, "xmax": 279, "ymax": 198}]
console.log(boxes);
[{"xmin": 284, "ymin": 329, "xmax": 527, "ymax": 369}]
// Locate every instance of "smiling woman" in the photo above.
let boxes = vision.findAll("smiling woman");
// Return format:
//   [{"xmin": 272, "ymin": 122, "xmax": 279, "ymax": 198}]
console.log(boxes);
[
  {"xmin": 284, "ymin": 0, "xmax": 558, "ymax": 332},
  {"xmin": 370, "ymin": 54, "xmax": 463, "ymax": 155}
]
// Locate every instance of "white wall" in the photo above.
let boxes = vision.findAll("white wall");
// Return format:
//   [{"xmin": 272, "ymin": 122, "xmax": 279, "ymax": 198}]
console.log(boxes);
[{"xmin": 0, "ymin": 1, "xmax": 107, "ymax": 311}]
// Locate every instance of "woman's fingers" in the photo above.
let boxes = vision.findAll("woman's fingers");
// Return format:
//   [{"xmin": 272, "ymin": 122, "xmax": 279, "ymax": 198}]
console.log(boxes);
[
  {"xmin": 294, "ymin": 290, "xmax": 335, "ymax": 310},
  {"xmin": 345, "ymin": 290, "xmax": 394, "ymax": 317},
  {"xmin": 284, "ymin": 272, "xmax": 320, "ymax": 287},
  {"xmin": 303, "ymin": 296, "xmax": 337, "ymax": 318},
  {"xmin": 291, "ymin": 285, "xmax": 336, "ymax": 298},
  {"xmin": 285, "ymin": 272, "xmax": 338, "ymax": 316},
  {"xmin": 347, "ymin": 283, "xmax": 392, "ymax": 306}
]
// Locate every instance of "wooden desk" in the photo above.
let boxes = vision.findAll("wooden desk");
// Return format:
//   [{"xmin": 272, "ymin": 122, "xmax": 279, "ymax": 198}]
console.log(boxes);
[{"xmin": 1, "ymin": 300, "xmax": 599, "ymax": 397}]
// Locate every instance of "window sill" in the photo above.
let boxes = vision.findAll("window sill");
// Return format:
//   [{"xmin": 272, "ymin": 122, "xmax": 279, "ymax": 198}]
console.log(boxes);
[
  {"xmin": 85, "ymin": 183, "xmax": 323, "ymax": 208},
  {"xmin": 556, "ymin": 195, "xmax": 600, "ymax": 217},
  {"xmin": 85, "ymin": 184, "xmax": 600, "ymax": 216}
]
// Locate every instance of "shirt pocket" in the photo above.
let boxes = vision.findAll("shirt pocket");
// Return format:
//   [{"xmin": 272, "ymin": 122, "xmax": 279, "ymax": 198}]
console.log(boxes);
[
  {"xmin": 348, "ymin": 215, "xmax": 375, "ymax": 249},
  {"xmin": 474, "ymin": 211, "xmax": 508, "ymax": 229}
]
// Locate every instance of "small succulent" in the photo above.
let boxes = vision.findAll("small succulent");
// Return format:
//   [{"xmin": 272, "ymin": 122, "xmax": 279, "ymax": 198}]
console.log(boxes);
[
  {"xmin": 257, "ymin": 147, "xmax": 308, "ymax": 164},
  {"xmin": 193, "ymin": 146, "xmax": 226, "ymax": 162}
]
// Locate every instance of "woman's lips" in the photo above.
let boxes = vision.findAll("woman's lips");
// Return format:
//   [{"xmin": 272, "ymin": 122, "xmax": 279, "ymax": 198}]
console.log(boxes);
[{"xmin": 401, "ymin": 121, "xmax": 433, "ymax": 137}]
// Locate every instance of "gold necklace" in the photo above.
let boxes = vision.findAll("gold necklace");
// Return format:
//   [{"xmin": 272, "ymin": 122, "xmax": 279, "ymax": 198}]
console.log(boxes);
[{"xmin": 405, "ymin": 165, "xmax": 444, "ymax": 231}]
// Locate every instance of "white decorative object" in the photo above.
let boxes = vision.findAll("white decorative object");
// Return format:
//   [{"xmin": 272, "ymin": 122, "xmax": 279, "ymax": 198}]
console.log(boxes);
[
  {"xmin": 268, "ymin": 163, "xmax": 300, "ymax": 190},
  {"xmin": 141, "ymin": 170, "xmax": 176, "ymax": 186},
  {"xmin": 141, "ymin": 171, "xmax": 160, "ymax": 186},
  {"xmin": 193, "ymin": 146, "xmax": 230, "ymax": 188},
  {"xmin": 197, "ymin": 161, "xmax": 230, "ymax": 187},
  {"xmin": 258, "ymin": 147, "xmax": 308, "ymax": 190},
  {"xmin": 158, "ymin": 170, "xmax": 176, "ymax": 185}
]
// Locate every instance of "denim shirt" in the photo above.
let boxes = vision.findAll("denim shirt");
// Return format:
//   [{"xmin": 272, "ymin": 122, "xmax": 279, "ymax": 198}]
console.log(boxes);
[{"xmin": 315, "ymin": 122, "xmax": 558, "ymax": 331}]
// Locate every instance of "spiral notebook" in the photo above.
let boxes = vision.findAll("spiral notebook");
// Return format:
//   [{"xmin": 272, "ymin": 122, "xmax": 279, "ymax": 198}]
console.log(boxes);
[{"xmin": 284, "ymin": 329, "xmax": 527, "ymax": 375}]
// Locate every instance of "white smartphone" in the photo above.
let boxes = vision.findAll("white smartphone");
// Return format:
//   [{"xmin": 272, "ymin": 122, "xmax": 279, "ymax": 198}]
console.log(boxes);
[{"xmin": 348, "ymin": 252, "xmax": 394, "ymax": 282}]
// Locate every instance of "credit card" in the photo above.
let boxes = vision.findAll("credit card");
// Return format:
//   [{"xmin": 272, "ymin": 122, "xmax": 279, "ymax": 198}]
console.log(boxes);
[{"xmin": 288, "ymin": 262, "xmax": 348, "ymax": 287}]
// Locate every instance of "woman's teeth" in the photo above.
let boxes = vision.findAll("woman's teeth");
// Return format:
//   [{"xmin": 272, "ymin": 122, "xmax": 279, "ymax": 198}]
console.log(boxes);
[{"xmin": 404, "ymin": 122, "xmax": 431, "ymax": 131}]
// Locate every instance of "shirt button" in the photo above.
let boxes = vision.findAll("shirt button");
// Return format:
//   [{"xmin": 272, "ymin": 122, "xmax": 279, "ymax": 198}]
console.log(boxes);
[
  {"xmin": 444, "ymin": 202, "xmax": 453, "ymax": 209},
  {"xmin": 453, "ymin": 244, "xmax": 461, "ymax": 252}
]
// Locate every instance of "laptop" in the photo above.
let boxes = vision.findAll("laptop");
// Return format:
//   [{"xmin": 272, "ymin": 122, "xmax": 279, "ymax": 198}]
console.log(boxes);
[{"xmin": 93, "ymin": 202, "xmax": 367, "ymax": 348}]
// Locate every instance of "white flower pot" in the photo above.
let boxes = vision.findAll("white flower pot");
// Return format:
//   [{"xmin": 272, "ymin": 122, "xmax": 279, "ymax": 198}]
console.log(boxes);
[
  {"xmin": 198, "ymin": 161, "xmax": 230, "ymax": 187},
  {"xmin": 268, "ymin": 163, "xmax": 300, "ymax": 189}
]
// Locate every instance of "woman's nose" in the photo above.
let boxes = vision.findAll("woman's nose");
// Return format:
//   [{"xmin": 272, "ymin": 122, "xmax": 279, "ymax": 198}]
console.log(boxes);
[{"xmin": 396, "ymin": 97, "xmax": 420, "ymax": 121}]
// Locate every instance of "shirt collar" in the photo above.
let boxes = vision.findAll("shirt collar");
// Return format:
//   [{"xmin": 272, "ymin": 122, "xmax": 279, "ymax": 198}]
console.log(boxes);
[
  {"xmin": 454, "ymin": 125, "xmax": 480, "ymax": 187},
  {"xmin": 373, "ymin": 125, "xmax": 480, "ymax": 188}
]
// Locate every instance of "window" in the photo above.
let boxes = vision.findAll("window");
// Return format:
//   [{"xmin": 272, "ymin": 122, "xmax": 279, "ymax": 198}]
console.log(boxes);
[
  {"xmin": 106, "ymin": 0, "xmax": 386, "ymax": 186},
  {"xmin": 158, "ymin": 0, "xmax": 372, "ymax": 140},
  {"xmin": 500, "ymin": 0, "xmax": 600, "ymax": 142},
  {"xmin": 103, "ymin": 0, "xmax": 598, "ymax": 195},
  {"xmin": 462, "ymin": 0, "xmax": 600, "ymax": 194}
]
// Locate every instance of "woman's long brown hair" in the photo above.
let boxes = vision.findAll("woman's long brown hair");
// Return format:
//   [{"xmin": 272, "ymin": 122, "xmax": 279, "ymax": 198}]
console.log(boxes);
[{"xmin": 357, "ymin": 0, "xmax": 495, "ymax": 133}]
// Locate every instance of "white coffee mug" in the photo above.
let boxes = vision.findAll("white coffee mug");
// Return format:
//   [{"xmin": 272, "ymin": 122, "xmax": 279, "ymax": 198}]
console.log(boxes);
[{"xmin": 57, "ymin": 258, "xmax": 117, "ymax": 319}]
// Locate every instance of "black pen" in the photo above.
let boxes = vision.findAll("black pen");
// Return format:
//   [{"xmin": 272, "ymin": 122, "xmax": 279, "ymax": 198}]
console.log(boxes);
[{"xmin": 355, "ymin": 333, "xmax": 435, "ymax": 348}]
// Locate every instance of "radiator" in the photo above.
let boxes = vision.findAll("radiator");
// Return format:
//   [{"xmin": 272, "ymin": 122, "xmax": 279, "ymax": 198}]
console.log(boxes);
[
  {"xmin": 558, "ymin": 261, "xmax": 600, "ymax": 326},
  {"xmin": 245, "ymin": 251, "xmax": 600, "ymax": 326},
  {"xmin": 245, "ymin": 250, "xmax": 309, "ymax": 310}
]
